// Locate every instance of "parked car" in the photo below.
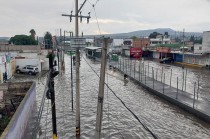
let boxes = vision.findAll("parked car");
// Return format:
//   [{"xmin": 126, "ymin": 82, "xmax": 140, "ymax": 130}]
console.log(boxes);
[
  {"xmin": 16, "ymin": 65, "xmax": 39, "ymax": 75},
  {"xmin": 160, "ymin": 57, "xmax": 174, "ymax": 63}
]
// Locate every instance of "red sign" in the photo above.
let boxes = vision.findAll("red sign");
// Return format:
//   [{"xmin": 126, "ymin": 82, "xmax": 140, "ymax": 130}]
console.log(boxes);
[{"xmin": 130, "ymin": 47, "xmax": 142, "ymax": 58}]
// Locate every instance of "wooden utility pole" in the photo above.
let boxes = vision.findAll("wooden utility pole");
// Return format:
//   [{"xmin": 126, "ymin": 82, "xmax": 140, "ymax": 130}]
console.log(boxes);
[{"xmin": 95, "ymin": 38, "xmax": 108, "ymax": 139}]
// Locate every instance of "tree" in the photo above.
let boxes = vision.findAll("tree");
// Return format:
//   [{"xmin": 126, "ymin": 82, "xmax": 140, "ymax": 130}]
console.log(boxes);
[
  {"xmin": 29, "ymin": 29, "xmax": 36, "ymax": 40},
  {"xmin": 149, "ymin": 32, "xmax": 162, "ymax": 38},
  {"xmin": 164, "ymin": 32, "xmax": 169, "ymax": 38},
  {"xmin": 44, "ymin": 32, "xmax": 53, "ymax": 49},
  {"xmin": 130, "ymin": 36, "xmax": 137, "ymax": 39},
  {"xmin": 194, "ymin": 37, "xmax": 202, "ymax": 44},
  {"xmin": 9, "ymin": 35, "xmax": 38, "ymax": 45}
]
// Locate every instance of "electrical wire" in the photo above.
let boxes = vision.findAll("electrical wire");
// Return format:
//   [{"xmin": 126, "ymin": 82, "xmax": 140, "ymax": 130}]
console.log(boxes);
[
  {"xmin": 82, "ymin": 55, "xmax": 159, "ymax": 139},
  {"xmin": 106, "ymin": 60, "xmax": 110, "ymax": 139},
  {"xmin": 92, "ymin": 6, "xmax": 101, "ymax": 35},
  {"xmin": 44, "ymin": 99, "xmax": 50, "ymax": 138}
]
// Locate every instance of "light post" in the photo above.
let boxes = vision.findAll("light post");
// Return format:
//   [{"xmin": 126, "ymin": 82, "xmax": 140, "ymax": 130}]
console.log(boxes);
[
  {"xmin": 182, "ymin": 28, "xmax": 185, "ymax": 63},
  {"xmin": 65, "ymin": 31, "xmax": 74, "ymax": 111}
]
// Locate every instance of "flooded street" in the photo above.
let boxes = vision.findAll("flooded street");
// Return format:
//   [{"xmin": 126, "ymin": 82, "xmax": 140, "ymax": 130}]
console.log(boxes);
[{"xmin": 13, "ymin": 54, "xmax": 210, "ymax": 139}]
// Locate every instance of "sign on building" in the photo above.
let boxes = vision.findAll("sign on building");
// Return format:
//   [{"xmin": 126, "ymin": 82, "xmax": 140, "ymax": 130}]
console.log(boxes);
[
  {"xmin": 130, "ymin": 47, "xmax": 142, "ymax": 58},
  {"xmin": 70, "ymin": 37, "xmax": 86, "ymax": 48}
]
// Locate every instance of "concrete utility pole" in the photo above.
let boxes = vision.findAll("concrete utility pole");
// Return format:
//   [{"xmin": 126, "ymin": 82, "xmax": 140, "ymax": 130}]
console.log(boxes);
[
  {"xmin": 70, "ymin": 32, "xmax": 74, "ymax": 111},
  {"xmin": 74, "ymin": 0, "xmax": 80, "ymax": 136},
  {"xmin": 62, "ymin": 0, "xmax": 90, "ymax": 136},
  {"xmin": 95, "ymin": 38, "xmax": 108, "ymax": 139}
]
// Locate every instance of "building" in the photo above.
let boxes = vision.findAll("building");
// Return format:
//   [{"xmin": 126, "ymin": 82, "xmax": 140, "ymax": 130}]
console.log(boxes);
[
  {"xmin": 132, "ymin": 38, "xmax": 150, "ymax": 49},
  {"xmin": 150, "ymin": 35, "xmax": 171, "ymax": 47},
  {"xmin": 201, "ymin": 31, "xmax": 210, "ymax": 53}
]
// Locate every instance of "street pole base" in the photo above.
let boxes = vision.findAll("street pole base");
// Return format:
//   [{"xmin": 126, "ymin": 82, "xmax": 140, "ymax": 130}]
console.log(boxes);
[{"xmin": 76, "ymin": 127, "xmax": 80, "ymax": 136}]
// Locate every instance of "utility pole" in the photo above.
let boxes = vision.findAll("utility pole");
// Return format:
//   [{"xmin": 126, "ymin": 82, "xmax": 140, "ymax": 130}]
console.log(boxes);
[
  {"xmin": 62, "ymin": 0, "xmax": 90, "ymax": 136},
  {"xmin": 48, "ymin": 52, "xmax": 59, "ymax": 139},
  {"xmin": 95, "ymin": 38, "xmax": 108, "ymax": 139},
  {"xmin": 70, "ymin": 32, "xmax": 74, "ymax": 111}
]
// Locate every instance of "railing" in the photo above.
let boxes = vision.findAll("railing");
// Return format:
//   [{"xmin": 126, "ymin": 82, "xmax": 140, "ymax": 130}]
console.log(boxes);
[{"xmin": 111, "ymin": 56, "xmax": 208, "ymax": 109}]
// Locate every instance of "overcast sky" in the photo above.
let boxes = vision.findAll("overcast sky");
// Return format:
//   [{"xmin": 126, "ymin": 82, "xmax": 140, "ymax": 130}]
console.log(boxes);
[{"xmin": 1, "ymin": 0, "xmax": 210, "ymax": 37}]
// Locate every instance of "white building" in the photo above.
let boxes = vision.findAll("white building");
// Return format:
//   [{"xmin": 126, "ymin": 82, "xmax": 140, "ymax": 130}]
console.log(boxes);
[
  {"xmin": 201, "ymin": 31, "xmax": 210, "ymax": 53},
  {"xmin": 150, "ymin": 35, "xmax": 171, "ymax": 47},
  {"xmin": 194, "ymin": 44, "xmax": 203, "ymax": 54}
]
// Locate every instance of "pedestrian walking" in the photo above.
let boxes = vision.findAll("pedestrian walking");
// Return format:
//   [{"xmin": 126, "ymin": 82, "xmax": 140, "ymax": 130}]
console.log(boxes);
[{"xmin": 124, "ymin": 74, "xmax": 128, "ymax": 86}]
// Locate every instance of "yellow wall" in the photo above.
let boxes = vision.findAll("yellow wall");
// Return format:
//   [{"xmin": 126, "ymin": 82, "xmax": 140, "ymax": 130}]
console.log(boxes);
[{"xmin": 11, "ymin": 58, "xmax": 16, "ymax": 75}]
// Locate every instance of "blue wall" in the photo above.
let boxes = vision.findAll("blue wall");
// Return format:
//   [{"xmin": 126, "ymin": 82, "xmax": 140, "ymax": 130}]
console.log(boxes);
[{"xmin": 174, "ymin": 54, "xmax": 183, "ymax": 62}]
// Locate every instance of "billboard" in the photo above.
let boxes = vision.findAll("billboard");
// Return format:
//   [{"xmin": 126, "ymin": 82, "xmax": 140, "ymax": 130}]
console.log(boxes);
[{"xmin": 130, "ymin": 47, "xmax": 142, "ymax": 58}]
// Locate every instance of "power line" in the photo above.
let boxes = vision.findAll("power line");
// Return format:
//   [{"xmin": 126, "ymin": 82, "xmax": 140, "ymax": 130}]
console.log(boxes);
[
  {"xmin": 82, "ymin": 55, "xmax": 159, "ymax": 139},
  {"xmin": 93, "ymin": 6, "xmax": 101, "ymax": 35},
  {"xmin": 87, "ymin": 0, "xmax": 101, "ymax": 35}
]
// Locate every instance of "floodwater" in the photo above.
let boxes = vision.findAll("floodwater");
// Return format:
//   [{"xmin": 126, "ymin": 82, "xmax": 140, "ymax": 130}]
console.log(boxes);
[
  {"xmin": 13, "ymin": 54, "xmax": 210, "ymax": 139},
  {"xmin": 119, "ymin": 58, "xmax": 210, "ymax": 101}
]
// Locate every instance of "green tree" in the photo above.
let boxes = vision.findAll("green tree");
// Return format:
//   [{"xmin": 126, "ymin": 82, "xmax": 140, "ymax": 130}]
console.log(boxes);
[
  {"xmin": 190, "ymin": 35, "xmax": 195, "ymax": 42},
  {"xmin": 194, "ymin": 37, "xmax": 202, "ymax": 44},
  {"xmin": 44, "ymin": 32, "xmax": 53, "ymax": 49},
  {"xmin": 149, "ymin": 32, "xmax": 162, "ymax": 38},
  {"xmin": 130, "ymin": 36, "xmax": 137, "ymax": 39},
  {"xmin": 29, "ymin": 29, "xmax": 36, "ymax": 40},
  {"xmin": 9, "ymin": 35, "xmax": 38, "ymax": 45}
]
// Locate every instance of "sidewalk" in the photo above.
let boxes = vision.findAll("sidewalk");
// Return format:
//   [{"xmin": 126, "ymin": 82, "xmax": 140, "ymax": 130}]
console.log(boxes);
[{"xmin": 109, "ymin": 60, "xmax": 210, "ymax": 124}]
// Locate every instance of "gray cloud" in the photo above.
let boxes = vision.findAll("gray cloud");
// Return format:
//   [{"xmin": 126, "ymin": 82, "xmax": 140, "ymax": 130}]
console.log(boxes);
[{"xmin": 0, "ymin": 0, "xmax": 210, "ymax": 37}]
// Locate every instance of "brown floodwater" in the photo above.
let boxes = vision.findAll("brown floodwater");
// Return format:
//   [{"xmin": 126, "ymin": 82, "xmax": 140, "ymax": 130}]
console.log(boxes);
[{"xmin": 13, "ymin": 55, "xmax": 210, "ymax": 139}]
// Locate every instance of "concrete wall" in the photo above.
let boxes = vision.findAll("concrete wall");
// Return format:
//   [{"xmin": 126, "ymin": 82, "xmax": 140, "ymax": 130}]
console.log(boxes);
[
  {"xmin": 0, "ymin": 82, "xmax": 36, "ymax": 139},
  {"xmin": 194, "ymin": 44, "xmax": 203, "ymax": 54},
  {"xmin": 41, "ymin": 58, "xmax": 49, "ymax": 70},
  {"xmin": 184, "ymin": 54, "xmax": 210, "ymax": 66},
  {"xmin": 0, "ymin": 45, "xmax": 41, "ymax": 53},
  {"xmin": 152, "ymin": 51, "xmax": 160, "ymax": 59},
  {"xmin": 16, "ymin": 53, "xmax": 38, "ymax": 58},
  {"xmin": 15, "ymin": 59, "xmax": 41, "ymax": 72},
  {"xmin": 202, "ymin": 31, "xmax": 210, "ymax": 53}
]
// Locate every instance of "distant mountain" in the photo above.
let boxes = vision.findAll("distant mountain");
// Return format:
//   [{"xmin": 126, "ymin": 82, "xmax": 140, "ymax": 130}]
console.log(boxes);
[
  {"xmin": 0, "ymin": 37, "xmax": 10, "ymax": 40},
  {"xmin": 0, "ymin": 37, "xmax": 10, "ymax": 43},
  {"xmin": 85, "ymin": 28, "xmax": 203, "ymax": 39}
]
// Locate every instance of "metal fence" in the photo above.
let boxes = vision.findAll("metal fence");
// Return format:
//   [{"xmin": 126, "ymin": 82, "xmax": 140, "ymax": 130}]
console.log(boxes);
[{"xmin": 111, "ymin": 56, "xmax": 203, "ymax": 109}]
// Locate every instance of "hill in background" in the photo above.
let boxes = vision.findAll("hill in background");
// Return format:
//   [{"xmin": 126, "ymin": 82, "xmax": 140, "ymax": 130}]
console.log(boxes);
[
  {"xmin": 86, "ymin": 28, "xmax": 203, "ymax": 39},
  {"xmin": 0, "ymin": 28, "xmax": 203, "ymax": 41}
]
